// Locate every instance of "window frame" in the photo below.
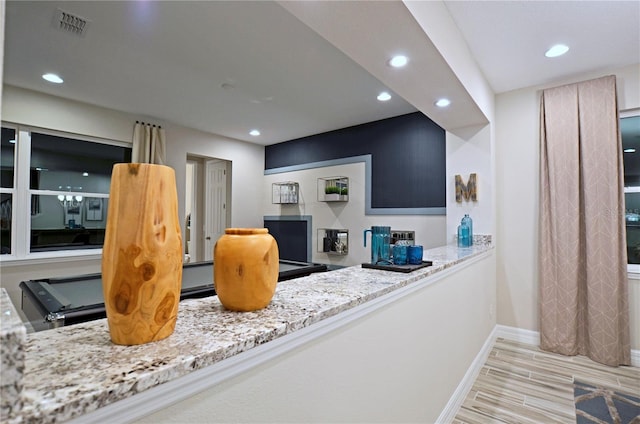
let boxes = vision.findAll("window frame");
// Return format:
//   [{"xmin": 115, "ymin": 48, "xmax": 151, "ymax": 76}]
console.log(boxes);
[
  {"xmin": 0, "ymin": 123, "xmax": 131, "ymax": 264},
  {"xmin": 621, "ymin": 109, "xmax": 640, "ymax": 277},
  {"xmin": 0, "ymin": 124, "xmax": 18, "ymax": 257}
]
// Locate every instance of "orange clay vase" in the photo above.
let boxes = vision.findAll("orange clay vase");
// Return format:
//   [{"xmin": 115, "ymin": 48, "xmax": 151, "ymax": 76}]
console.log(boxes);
[
  {"xmin": 102, "ymin": 163, "xmax": 183, "ymax": 345},
  {"xmin": 214, "ymin": 228, "xmax": 279, "ymax": 311}
]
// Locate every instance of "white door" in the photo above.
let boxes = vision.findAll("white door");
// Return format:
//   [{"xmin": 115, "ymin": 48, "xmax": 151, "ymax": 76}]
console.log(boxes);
[{"xmin": 204, "ymin": 160, "xmax": 227, "ymax": 261}]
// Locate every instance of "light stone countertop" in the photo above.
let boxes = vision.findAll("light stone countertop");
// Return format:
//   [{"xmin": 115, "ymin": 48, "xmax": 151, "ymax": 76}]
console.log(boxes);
[
  {"xmin": 1, "ymin": 288, "xmax": 26, "ymax": 420},
  {"xmin": 3, "ymin": 239, "xmax": 493, "ymax": 424}
]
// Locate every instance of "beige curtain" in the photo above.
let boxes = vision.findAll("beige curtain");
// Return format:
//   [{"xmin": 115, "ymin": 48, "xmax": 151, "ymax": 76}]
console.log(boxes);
[
  {"xmin": 132, "ymin": 122, "xmax": 166, "ymax": 165},
  {"xmin": 539, "ymin": 75, "xmax": 630, "ymax": 366}
]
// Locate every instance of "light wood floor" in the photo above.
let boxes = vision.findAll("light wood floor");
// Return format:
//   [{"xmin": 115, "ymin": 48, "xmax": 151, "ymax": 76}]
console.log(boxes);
[{"xmin": 453, "ymin": 338, "xmax": 640, "ymax": 424}]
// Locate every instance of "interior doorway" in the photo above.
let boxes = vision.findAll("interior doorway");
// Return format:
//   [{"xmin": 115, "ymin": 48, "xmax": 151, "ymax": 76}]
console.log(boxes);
[
  {"xmin": 185, "ymin": 155, "xmax": 231, "ymax": 263},
  {"xmin": 185, "ymin": 160, "xmax": 197, "ymax": 262}
]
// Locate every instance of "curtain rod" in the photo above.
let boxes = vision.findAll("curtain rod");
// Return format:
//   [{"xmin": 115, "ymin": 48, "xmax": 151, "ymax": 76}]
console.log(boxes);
[{"xmin": 136, "ymin": 120, "xmax": 162, "ymax": 129}]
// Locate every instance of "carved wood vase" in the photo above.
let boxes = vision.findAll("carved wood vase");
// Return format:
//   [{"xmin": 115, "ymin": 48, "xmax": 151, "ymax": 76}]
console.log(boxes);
[
  {"xmin": 214, "ymin": 228, "xmax": 279, "ymax": 311},
  {"xmin": 102, "ymin": 163, "xmax": 183, "ymax": 345}
]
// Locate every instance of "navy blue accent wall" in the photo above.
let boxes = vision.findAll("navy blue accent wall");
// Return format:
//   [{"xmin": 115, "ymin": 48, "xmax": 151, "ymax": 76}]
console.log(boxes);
[
  {"xmin": 264, "ymin": 220, "xmax": 308, "ymax": 262},
  {"xmin": 265, "ymin": 112, "xmax": 446, "ymax": 208}
]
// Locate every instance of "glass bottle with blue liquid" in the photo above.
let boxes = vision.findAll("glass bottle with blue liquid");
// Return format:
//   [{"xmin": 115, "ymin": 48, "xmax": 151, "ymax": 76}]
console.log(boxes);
[
  {"xmin": 462, "ymin": 214, "xmax": 473, "ymax": 246},
  {"xmin": 457, "ymin": 214, "xmax": 473, "ymax": 247}
]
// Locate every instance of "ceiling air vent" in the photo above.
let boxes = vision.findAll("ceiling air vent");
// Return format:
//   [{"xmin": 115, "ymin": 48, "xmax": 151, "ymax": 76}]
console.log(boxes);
[{"xmin": 52, "ymin": 8, "xmax": 91, "ymax": 37}]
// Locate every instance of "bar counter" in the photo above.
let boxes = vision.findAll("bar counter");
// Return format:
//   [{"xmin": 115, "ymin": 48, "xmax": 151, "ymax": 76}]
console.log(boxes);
[{"xmin": 2, "ymin": 240, "xmax": 493, "ymax": 424}]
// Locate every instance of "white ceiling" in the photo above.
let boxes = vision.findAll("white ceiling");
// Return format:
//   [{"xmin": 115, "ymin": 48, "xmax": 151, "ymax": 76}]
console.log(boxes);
[
  {"xmin": 3, "ymin": 1, "xmax": 639, "ymax": 146},
  {"xmin": 443, "ymin": 0, "xmax": 640, "ymax": 94}
]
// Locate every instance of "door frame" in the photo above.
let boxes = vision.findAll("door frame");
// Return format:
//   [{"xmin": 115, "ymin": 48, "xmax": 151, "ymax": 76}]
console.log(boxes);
[{"xmin": 185, "ymin": 154, "xmax": 231, "ymax": 263}]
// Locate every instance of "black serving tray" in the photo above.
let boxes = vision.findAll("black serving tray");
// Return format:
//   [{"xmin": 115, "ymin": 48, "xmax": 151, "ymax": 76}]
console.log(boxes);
[{"xmin": 361, "ymin": 261, "xmax": 433, "ymax": 273}]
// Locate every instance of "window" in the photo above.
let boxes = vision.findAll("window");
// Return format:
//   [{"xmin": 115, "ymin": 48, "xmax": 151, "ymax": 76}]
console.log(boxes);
[
  {"xmin": 1, "ymin": 128, "xmax": 16, "ymax": 254},
  {"xmin": 0, "ymin": 125, "xmax": 131, "ymax": 259},
  {"xmin": 622, "ymin": 112, "xmax": 640, "ymax": 267}
]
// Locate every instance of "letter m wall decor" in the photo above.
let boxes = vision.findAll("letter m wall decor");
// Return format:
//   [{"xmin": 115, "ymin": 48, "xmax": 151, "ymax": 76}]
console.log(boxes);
[{"xmin": 455, "ymin": 173, "xmax": 477, "ymax": 202}]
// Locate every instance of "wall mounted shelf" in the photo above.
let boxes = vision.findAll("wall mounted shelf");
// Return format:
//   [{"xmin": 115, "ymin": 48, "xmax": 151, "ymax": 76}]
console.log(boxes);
[
  {"xmin": 317, "ymin": 228, "xmax": 348, "ymax": 255},
  {"xmin": 272, "ymin": 182, "xmax": 299, "ymax": 204},
  {"xmin": 318, "ymin": 177, "xmax": 348, "ymax": 202}
]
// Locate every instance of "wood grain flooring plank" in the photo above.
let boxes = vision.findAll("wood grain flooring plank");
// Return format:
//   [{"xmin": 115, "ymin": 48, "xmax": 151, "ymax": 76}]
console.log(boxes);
[
  {"xmin": 463, "ymin": 394, "xmax": 564, "ymax": 424},
  {"xmin": 452, "ymin": 339, "xmax": 639, "ymax": 423}
]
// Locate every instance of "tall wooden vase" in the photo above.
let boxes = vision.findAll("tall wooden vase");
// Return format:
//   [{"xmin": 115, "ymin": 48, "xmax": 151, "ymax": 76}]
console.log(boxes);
[
  {"xmin": 214, "ymin": 228, "xmax": 279, "ymax": 312},
  {"xmin": 102, "ymin": 163, "xmax": 183, "ymax": 345}
]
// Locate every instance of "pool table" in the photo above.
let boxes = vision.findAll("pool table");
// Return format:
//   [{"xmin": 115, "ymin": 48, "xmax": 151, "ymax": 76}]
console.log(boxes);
[{"xmin": 19, "ymin": 259, "xmax": 327, "ymax": 332}]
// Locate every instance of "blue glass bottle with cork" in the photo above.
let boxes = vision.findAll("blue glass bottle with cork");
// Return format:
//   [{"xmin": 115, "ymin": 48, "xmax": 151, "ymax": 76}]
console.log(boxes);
[
  {"xmin": 462, "ymin": 214, "xmax": 473, "ymax": 246},
  {"xmin": 457, "ymin": 214, "xmax": 473, "ymax": 247}
]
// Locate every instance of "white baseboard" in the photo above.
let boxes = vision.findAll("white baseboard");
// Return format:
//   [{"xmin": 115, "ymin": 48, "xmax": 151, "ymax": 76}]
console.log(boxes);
[
  {"xmin": 437, "ymin": 324, "xmax": 639, "ymax": 423},
  {"xmin": 631, "ymin": 349, "xmax": 640, "ymax": 367},
  {"xmin": 495, "ymin": 324, "xmax": 540, "ymax": 345},
  {"xmin": 435, "ymin": 326, "xmax": 498, "ymax": 424},
  {"xmin": 495, "ymin": 325, "xmax": 639, "ymax": 367}
]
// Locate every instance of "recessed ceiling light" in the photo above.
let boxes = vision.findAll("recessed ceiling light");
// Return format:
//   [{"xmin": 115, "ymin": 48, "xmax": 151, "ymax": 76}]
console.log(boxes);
[
  {"xmin": 42, "ymin": 73, "xmax": 64, "ymax": 84},
  {"xmin": 377, "ymin": 92, "xmax": 392, "ymax": 101},
  {"xmin": 545, "ymin": 44, "xmax": 569, "ymax": 58},
  {"xmin": 388, "ymin": 55, "xmax": 408, "ymax": 68},
  {"xmin": 435, "ymin": 98, "xmax": 451, "ymax": 108},
  {"xmin": 249, "ymin": 129, "xmax": 261, "ymax": 136},
  {"xmin": 624, "ymin": 148, "xmax": 636, "ymax": 153}
]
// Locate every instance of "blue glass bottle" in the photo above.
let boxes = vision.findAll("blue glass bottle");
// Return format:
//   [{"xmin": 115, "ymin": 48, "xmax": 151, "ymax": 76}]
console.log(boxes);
[
  {"xmin": 457, "ymin": 221, "xmax": 470, "ymax": 248},
  {"xmin": 462, "ymin": 214, "xmax": 473, "ymax": 246}
]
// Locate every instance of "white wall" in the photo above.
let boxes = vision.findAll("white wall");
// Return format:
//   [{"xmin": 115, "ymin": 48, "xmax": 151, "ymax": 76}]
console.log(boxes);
[
  {"xmin": 2, "ymin": 85, "xmax": 134, "ymax": 143},
  {"xmin": 495, "ymin": 64, "xmax": 640, "ymax": 350},
  {"xmin": 0, "ymin": 85, "xmax": 265, "ymax": 312},
  {"xmin": 402, "ymin": 0, "xmax": 495, "ymax": 125},
  {"xmin": 165, "ymin": 124, "xmax": 265, "ymax": 231},
  {"xmin": 0, "ymin": 1, "xmax": 4, "ymax": 133},
  {"xmin": 404, "ymin": 0, "xmax": 496, "ymax": 254},
  {"xmin": 263, "ymin": 162, "xmax": 446, "ymax": 266},
  {"xmin": 446, "ymin": 125, "xmax": 493, "ymax": 242},
  {"xmin": 135, "ymin": 252, "xmax": 496, "ymax": 424}
]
